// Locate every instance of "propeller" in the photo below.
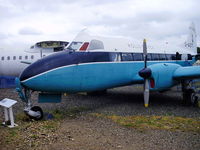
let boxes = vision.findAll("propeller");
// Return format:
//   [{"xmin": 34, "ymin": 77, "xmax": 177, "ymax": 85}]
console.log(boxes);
[{"xmin": 139, "ymin": 39, "xmax": 152, "ymax": 107}]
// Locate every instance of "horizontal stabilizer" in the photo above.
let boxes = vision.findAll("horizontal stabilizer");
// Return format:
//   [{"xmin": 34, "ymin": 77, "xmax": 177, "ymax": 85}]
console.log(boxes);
[{"xmin": 173, "ymin": 66, "xmax": 200, "ymax": 80}]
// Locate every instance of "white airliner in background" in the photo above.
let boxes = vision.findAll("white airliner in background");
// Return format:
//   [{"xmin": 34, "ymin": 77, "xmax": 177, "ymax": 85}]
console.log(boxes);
[
  {"xmin": 67, "ymin": 23, "xmax": 197, "ymax": 56},
  {"xmin": 0, "ymin": 41, "xmax": 69, "ymax": 76}
]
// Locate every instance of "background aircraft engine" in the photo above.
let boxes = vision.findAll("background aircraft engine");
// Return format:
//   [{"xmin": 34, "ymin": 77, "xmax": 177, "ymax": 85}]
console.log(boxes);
[{"xmin": 148, "ymin": 63, "xmax": 181, "ymax": 90}]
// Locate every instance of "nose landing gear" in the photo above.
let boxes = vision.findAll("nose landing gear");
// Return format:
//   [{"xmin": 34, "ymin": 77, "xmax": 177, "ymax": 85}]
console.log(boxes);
[
  {"xmin": 24, "ymin": 106, "xmax": 43, "ymax": 121},
  {"xmin": 15, "ymin": 78, "xmax": 43, "ymax": 120}
]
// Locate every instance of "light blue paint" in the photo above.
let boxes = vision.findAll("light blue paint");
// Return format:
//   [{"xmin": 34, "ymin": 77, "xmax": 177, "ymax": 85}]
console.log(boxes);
[
  {"xmin": 149, "ymin": 63, "xmax": 181, "ymax": 90},
  {"xmin": 173, "ymin": 66, "xmax": 200, "ymax": 79},
  {"xmin": 22, "ymin": 60, "xmax": 195, "ymax": 93}
]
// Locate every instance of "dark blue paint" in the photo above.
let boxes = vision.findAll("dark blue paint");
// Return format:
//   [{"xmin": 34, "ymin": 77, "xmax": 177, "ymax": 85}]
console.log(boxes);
[{"xmin": 20, "ymin": 51, "xmax": 110, "ymax": 81}]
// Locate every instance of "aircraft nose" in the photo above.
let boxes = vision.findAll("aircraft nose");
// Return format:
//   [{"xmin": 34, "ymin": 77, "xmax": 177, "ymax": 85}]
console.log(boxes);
[
  {"xmin": 19, "ymin": 51, "xmax": 80, "ymax": 82},
  {"xmin": 19, "ymin": 53, "xmax": 61, "ymax": 81},
  {"xmin": 19, "ymin": 64, "xmax": 35, "ymax": 81}
]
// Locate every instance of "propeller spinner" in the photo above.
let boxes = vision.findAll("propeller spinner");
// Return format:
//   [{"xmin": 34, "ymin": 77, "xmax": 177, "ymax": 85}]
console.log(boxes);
[{"xmin": 139, "ymin": 39, "xmax": 152, "ymax": 107}]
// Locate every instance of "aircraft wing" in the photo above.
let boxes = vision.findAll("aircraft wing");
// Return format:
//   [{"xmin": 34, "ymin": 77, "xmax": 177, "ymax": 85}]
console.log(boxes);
[{"xmin": 173, "ymin": 66, "xmax": 200, "ymax": 80}]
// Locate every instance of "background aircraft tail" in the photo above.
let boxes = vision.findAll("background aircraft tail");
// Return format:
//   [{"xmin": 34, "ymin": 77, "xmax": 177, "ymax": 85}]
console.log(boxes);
[{"xmin": 184, "ymin": 22, "xmax": 197, "ymax": 54}]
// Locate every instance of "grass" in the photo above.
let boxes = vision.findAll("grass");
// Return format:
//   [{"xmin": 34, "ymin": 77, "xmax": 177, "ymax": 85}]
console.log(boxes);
[
  {"xmin": 0, "ymin": 106, "xmax": 90, "ymax": 149},
  {"xmin": 0, "ymin": 116, "xmax": 60, "ymax": 148},
  {"xmin": 51, "ymin": 106, "xmax": 91, "ymax": 119},
  {"xmin": 92, "ymin": 113, "xmax": 200, "ymax": 132}
]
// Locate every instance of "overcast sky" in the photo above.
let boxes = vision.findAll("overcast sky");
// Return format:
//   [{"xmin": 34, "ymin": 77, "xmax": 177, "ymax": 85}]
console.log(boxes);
[{"xmin": 0, "ymin": 0, "xmax": 199, "ymax": 51}]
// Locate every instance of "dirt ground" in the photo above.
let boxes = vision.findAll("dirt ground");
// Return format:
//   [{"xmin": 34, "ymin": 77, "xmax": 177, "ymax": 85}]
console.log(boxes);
[
  {"xmin": 0, "ymin": 86, "xmax": 200, "ymax": 150},
  {"xmin": 40, "ymin": 115, "xmax": 199, "ymax": 150}
]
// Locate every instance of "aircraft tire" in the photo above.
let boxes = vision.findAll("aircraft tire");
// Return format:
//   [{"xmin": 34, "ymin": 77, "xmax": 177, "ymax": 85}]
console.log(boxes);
[
  {"xmin": 192, "ymin": 95, "xmax": 200, "ymax": 107},
  {"xmin": 182, "ymin": 89, "xmax": 194, "ymax": 106},
  {"xmin": 28, "ymin": 106, "xmax": 43, "ymax": 121}
]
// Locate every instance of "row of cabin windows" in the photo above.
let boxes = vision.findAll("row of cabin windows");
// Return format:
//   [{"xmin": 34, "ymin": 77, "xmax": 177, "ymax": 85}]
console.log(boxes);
[
  {"xmin": 112, "ymin": 53, "xmax": 192, "ymax": 61},
  {"xmin": 1, "ymin": 55, "xmax": 34, "ymax": 61}
]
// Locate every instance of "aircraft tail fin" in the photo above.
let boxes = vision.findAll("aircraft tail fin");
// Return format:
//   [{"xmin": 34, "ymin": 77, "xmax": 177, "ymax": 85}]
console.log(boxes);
[{"xmin": 184, "ymin": 22, "xmax": 197, "ymax": 54}]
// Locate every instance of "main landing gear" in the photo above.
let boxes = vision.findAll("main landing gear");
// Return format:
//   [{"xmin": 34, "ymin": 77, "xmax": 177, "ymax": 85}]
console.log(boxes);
[
  {"xmin": 181, "ymin": 80, "xmax": 200, "ymax": 107},
  {"xmin": 16, "ymin": 83, "xmax": 43, "ymax": 120}
]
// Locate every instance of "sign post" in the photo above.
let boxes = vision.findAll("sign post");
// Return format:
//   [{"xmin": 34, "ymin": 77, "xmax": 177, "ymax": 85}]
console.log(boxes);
[{"xmin": 0, "ymin": 98, "xmax": 18, "ymax": 128}]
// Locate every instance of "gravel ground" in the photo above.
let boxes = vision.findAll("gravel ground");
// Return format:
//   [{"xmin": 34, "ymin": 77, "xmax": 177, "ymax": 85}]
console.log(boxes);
[{"xmin": 0, "ymin": 85, "xmax": 200, "ymax": 150}]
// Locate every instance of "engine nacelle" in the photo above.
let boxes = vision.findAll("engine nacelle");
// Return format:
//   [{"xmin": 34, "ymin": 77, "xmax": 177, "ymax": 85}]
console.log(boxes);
[{"xmin": 148, "ymin": 63, "xmax": 181, "ymax": 90}]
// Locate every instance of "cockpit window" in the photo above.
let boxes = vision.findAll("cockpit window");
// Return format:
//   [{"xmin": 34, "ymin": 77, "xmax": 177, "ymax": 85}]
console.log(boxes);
[
  {"xmin": 87, "ymin": 40, "xmax": 104, "ymax": 50},
  {"xmin": 66, "ymin": 42, "xmax": 83, "ymax": 51}
]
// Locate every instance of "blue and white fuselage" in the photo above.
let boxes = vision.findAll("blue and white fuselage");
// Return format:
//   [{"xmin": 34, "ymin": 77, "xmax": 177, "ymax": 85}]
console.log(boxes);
[{"xmin": 19, "ymin": 50, "xmax": 195, "ymax": 93}]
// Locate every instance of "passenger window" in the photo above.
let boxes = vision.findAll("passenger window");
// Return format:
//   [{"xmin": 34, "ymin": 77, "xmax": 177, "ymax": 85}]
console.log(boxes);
[
  {"xmin": 116, "ymin": 53, "xmax": 121, "ymax": 61},
  {"xmin": 7, "ymin": 56, "xmax": 10, "ymax": 60},
  {"xmin": 147, "ymin": 54, "xmax": 151, "ymax": 61},
  {"xmin": 31, "ymin": 55, "xmax": 34, "ymax": 59},
  {"xmin": 110, "ymin": 53, "xmax": 117, "ymax": 61},
  {"xmin": 165, "ymin": 54, "xmax": 171, "ymax": 60},
  {"xmin": 151, "ymin": 54, "xmax": 159, "ymax": 60},
  {"xmin": 25, "ymin": 56, "xmax": 28, "ymax": 59},
  {"xmin": 19, "ymin": 56, "xmax": 22, "ymax": 60},
  {"xmin": 121, "ymin": 53, "xmax": 133, "ymax": 61},
  {"xmin": 171, "ymin": 54, "xmax": 176, "ymax": 60},
  {"xmin": 13, "ymin": 56, "xmax": 16, "ymax": 60},
  {"xmin": 1, "ymin": 57, "xmax": 4, "ymax": 60},
  {"xmin": 159, "ymin": 54, "xmax": 166, "ymax": 60},
  {"xmin": 92, "ymin": 52, "xmax": 110, "ymax": 62},
  {"xmin": 132, "ymin": 53, "xmax": 143, "ymax": 61}
]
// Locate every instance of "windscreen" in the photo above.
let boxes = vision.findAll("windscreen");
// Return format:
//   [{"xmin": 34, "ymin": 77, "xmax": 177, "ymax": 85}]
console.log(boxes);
[{"xmin": 66, "ymin": 42, "xmax": 83, "ymax": 51}]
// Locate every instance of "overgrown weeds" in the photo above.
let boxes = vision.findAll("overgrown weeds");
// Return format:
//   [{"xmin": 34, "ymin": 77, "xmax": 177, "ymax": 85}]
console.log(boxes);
[{"xmin": 92, "ymin": 113, "xmax": 200, "ymax": 132}]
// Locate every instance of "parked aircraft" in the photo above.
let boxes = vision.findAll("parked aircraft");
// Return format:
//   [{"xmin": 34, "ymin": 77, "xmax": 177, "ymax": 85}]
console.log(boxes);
[
  {"xmin": 0, "ymin": 41, "xmax": 69, "ymax": 76},
  {"xmin": 15, "ymin": 23, "xmax": 199, "ymax": 120},
  {"xmin": 65, "ymin": 26, "xmax": 196, "ymax": 55}
]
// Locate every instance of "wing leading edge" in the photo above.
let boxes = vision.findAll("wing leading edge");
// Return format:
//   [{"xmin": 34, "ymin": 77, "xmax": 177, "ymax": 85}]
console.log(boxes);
[{"xmin": 173, "ymin": 66, "xmax": 200, "ymax": 80}]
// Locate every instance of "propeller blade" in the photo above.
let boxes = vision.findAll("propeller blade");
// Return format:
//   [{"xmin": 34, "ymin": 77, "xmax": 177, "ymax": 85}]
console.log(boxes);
[
  {"xmin": 143, "ymin": 39, "xmax": 147, "ymax": 68},
  {"xmin": 144, "ymin": 79, "xmax": 150, "ymax": 107},
  {"xmin": 143, "ymin": 39, "xmax": 150, "ymax": 107}
]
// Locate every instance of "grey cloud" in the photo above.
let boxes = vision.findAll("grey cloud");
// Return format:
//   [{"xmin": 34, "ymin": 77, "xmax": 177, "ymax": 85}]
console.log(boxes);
[
  {"xmin": 0, "ymin": 33, "xmax": 9, "ymax": 40},
  {"xmin": 18, "ymin": 27, "xmax": 42, "ymax": 35},
  {"xmin": 0, "ymin": 0, "xmax": 200, "ymax": 49},
  {"xmin": 0, "ymin": 0, "xmax": 76, "ymax": 21}
]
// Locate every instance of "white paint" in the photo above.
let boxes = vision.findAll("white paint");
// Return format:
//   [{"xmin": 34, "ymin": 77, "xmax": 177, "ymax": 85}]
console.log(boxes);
[
  {"xmin": 0, "ymin": 41, "xmax": 67, "ymax": 76},
  {"xmin": 68, "ymin": 23, "xmax": 197, "ymax": 55},
  {"xmin": 0, "ymin": 98, "xmax": 18, "ymax": 128}
]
